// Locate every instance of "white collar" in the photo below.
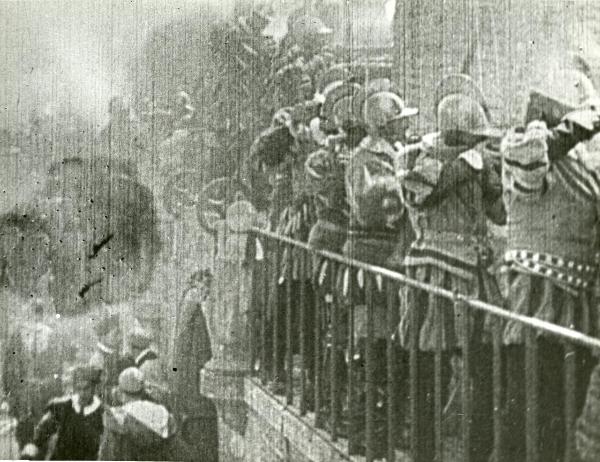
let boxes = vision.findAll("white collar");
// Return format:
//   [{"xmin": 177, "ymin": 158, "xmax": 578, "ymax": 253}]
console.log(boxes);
[
  {"xmin": 97, "ymin": 341, "xmax": 115, "ymax": 355},
  {"xmin": 135, "ymin": 348, "xmax": 153, "ymax": 365},
  {"xmin": 72, "ymin": 395, "xmax": 101, "ymax": 416}
]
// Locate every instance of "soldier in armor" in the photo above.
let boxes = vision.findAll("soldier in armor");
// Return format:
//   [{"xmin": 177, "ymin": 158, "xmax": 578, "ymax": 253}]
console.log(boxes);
[
  {"xmin": 397, "ymin": 74, "xmax": 506, "ymax": 462},
  {"xmin": 304, "ymin": 80, "xmax": 366, "ymax": 416},
  {"xmin": 343, "ymin": 85, "xmax": 418, "ymax": 457},
  {"xmin": 499, "ymin": 69, "xmax": 600, "ymax": 462}
]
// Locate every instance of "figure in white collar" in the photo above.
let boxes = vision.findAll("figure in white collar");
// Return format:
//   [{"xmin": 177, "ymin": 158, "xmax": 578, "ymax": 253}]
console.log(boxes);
[{"xmin": 21, "ymin": 366, "xmax": 104, "ymax": 460}]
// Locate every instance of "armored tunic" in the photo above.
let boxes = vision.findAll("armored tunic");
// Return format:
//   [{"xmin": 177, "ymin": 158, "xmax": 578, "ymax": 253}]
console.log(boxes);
[
  {"xmin": 500, "ymin": 123, "xmax": 600, "ymax": 344},
  {"xmin": 399, "ymin": 133, "xmax": 505, "ymax": 351}
]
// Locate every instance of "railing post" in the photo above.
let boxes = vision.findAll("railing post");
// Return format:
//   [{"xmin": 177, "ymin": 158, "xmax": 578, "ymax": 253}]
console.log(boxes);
[
  {"xmin": 386, "ymin": 280, "xmax": 397, "ymax": 462},
  {"xmin": 563, "ymin": 304, "xmax": 576, "ymax": 462},
  {"xmin": 329, "ymin": 261, "xmax": 340, "ymax": 441},
  {"xmin": 492, "ymin": 317, "xmax": 504, "ymax": 461},
  {"xmin": 272, "ymin": 239, "xmax": 282, "ymax": 383},
  {"xmin": 347, "ymin": 265, "xmax": 360, "ymax": 455},
  {"xmin": 299, "ymin": 250, "xmax": 308, "ymax": 415},
  {"xmin": 525, "ymin": 328, "xmax": 539, "ymax": 462},
  {"xmin": 365, "ymin": 274, "xmax": 376, "ymax": 462},
  {"xmin": 314, "ymin": 249, "xmax": 324, "ymax": 428},
  {"xmin": 261, "ymin": 237, "xmax": 269, "ymax": 384},
  {"xmin": 458, "ymin": 298, "xmax": 472, "ymax": 462},
  {"xmin": 409, "ymin": 283, "xmax": 421, "ymax": 461},
  {"xmin": 434, "ymin": 297, "xmax": 443, "ymax": 462},
  {"xmin": 285, "ymin": 243, "xmax": 294, "ymax": 405}
]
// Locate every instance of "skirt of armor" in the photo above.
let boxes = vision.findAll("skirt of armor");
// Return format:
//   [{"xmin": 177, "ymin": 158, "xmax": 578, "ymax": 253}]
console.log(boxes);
[
  {"xmin": 398, "ymin": 264, "xmax": 502, "ymax": 351},
  {"xmin": 500, "ymin": 267, "xmax": 598, "ymax": 345}
]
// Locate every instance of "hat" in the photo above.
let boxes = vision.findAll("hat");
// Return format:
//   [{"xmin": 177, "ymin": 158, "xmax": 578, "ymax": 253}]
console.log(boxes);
[
  {"xmin": 291, "ymin": 15, "xmax": 332, "ymax": 38},
  {"xmin": 437, "ymin": 94, "xmax": 503, "ymax": 138},
  {"xmin": 73, "ymin": 366, "xmax": 102, "ymax": 386},
  {"xmin": 363, "ymin": 91, "xmax": 418, "ymax": 128},
  {"xmin": 118, "ymin": 367, "xmax": 145, "ymax": 395},
  {"xmin": 128, "ymin": 325, "xmax": 152, "ymax": 350},
  {"xmin": 321, "ymin": 81, "xmax": 362, "ymax": 128},
  {"xmin": 434, "ymin": 74, "xmax": 491, "ymax": 122},
  {"xmin": 352, "ymin": 78, "xmax": 403, "ymax": 124}
]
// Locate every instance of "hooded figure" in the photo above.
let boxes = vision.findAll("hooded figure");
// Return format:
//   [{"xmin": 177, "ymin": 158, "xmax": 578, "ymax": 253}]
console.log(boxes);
[{"xmin": 99, "ymin": 368, "xmax": 193, "ymax": 461}]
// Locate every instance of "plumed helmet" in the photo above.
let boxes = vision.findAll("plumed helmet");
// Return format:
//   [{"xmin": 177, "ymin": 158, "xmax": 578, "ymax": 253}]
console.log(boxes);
[
  {"xmin": 363, "ymin": 91, "xmax": 418, "ymax": 129},
  {"xmin": 437, "ymin": 93, "xmax": 503, "ymax": 138},
  {"xmin": 434, "ymin": 74, "xmax": 491, "ymax": 122},
  {"xmin": 321, "ymin": 81, "xmax": 361, "ymax": 129}
]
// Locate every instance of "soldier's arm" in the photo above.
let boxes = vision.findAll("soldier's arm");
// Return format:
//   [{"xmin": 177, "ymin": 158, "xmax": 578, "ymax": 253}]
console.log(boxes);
[
  {"xmin": 482, "ymin": 159, "xmax": 507, "ymax": 225},
  {"xmin": 546, "ymin": 118, "xmax": 599, "ymax": 161},
  {"xmin": 421, "ymin": 157, "xmax": 475, "ymax": 207}
]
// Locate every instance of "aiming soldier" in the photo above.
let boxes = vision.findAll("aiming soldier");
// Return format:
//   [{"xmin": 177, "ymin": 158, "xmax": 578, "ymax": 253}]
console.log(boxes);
[
  {"xmin": 398, "ymin": 74, "xmax": 505, "ymax": 462},
  {"xmin": 500, "ymin": 68, "xmax": 600, "ymax": 462},
  {"xmin": 304, "ymin": 79, "xmax": 365, "ymax": 414}
]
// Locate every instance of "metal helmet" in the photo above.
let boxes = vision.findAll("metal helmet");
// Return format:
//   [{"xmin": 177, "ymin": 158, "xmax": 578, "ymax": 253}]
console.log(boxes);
[
  {"xmin": 434, "ymin": 74, "xmax": 491, "ymax": 122},
  {"xmin": 437, "ymin": 93, "xmax": 502, "ymax": 138},
  {"xmin": 363, "ymin": 91, "xmax": 418, "ymax": 129},
  {"xmin": 290, "ymin": 15, "xmax": 332, "ymax": 40},
  {"xmin": 321, "ymin": 81, "xmax": 362, "ymax": 129},
  {"xmin": 352, "ymin": 78, "xmax": 402, "ymax": 124}
]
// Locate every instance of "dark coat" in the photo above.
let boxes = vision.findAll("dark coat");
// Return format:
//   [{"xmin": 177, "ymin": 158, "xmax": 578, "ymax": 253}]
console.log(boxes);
[{"xmin": 33, "ymin": 396, "xmax": 104, "ymax": 460}]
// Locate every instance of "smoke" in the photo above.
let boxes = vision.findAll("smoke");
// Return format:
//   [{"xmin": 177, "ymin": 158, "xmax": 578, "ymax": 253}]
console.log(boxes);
[{"xmin": 0, "ymin": 0, "xmax": 238, "ymax": 131}]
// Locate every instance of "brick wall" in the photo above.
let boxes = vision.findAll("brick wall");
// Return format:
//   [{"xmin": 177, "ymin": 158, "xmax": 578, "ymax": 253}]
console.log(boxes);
[{"xmin": 393, "ymin": 0, "xmax": 600, "ymax": 132}]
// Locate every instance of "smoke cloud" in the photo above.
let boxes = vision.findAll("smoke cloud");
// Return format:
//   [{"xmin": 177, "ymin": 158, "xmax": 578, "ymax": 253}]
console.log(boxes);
[{"xmin": 0, "ymin": 0, "xmax": 237, "ymax": 130}]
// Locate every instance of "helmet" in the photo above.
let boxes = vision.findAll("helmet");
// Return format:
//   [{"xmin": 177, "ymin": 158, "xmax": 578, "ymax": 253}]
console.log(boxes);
[
  {"xmin": 437, "ymin": 93, "xmax": 502, "ymax": 138},
  {"xmin": 434, "ymin": 74, "xmax": 491, "ymax": 122},
  {"xmin": 352, "ymin": 78, "xmax": 402, "ymax": 124},
  {"xmin": 363, "ymin": 91, "xmax": 418, "ymax": 128},
  {"xmin": 316, "ymin": 63, "xmax": 351, "ymax": 94},
  {"xmin": 321, "ymin": 81, "xmax": 361, "ymax": 128},
  {"xmin": 290, "ymin": 15, "xmax": 332, "ymax": 40}
]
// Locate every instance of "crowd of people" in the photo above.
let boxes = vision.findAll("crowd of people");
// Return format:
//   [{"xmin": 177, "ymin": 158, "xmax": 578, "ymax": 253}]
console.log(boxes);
[
  {"xmin": 240, "ymin": 13, "xmax": 600, "ymax": 462},
  {"xmin": 1, "ymin": 269, "xmax": 216, "ymax": 461}
]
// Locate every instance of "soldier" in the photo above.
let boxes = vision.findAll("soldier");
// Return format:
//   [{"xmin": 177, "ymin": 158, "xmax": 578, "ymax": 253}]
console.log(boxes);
[
  {"xmin": 304, "ymin": 80, "xmax": 365, "ymax": 415},
  {"xmin": 499, "ymin": 69, "xmax": 600, "ymax": 462},
  {"xmin": 398, "ymin": 74, "xmax": 505, "ymax": 462},
  {"xmin": 343, "ymin": 85, "xmax": 418, "ymax": 456}
]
